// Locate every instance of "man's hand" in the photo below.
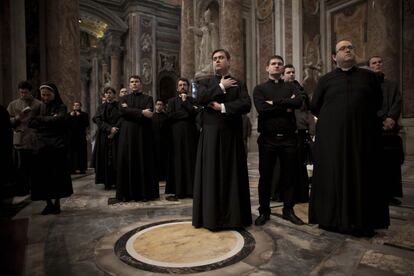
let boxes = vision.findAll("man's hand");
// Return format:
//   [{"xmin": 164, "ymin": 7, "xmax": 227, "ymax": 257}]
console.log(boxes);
[
  {"xmin": 209, "ymin": 101, "xmax": 222, "ymax": 111},
  {"xmin": 70, "ymin": 111, "xmax": 76, "ymax": 116},
  {"xmin": 383, "ymin": 117, "xmax": 395, "ymax": 130},
  {"xmin": 287, "ymin": 94, "xmax": 296, "ymax": 112},
  {"xmin": 220, "ymin": 76, "xmax": 238, "ymax": 89},
  {"xmin": 142, "ymin": 109, "xmax": 153, "ymax": 118},
  {"xmin": 265, "ymin": 100, "xmax": 273, "ymax": 105},
  {"xmin": 108, "ymin": 127, "xmax": 119, "ymax": 139},
  {"xmin": 121, "ymin": 102, "xmax": 128, "ymax": 108}
]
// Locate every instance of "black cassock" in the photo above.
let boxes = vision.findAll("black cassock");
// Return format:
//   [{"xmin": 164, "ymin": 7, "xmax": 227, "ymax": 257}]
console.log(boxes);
[
  {"xmin": 309, "ymin": 67, "xmax": 389, "ymax": 232},
  {"xmin": 192, "ymin": 76, "xmax": 252, "ymax": 230},
  {"xmin": 68, "ymin": 111, "xmax": 89, "ymax": 173},
  {"xmin": 152, "ymin": 111, "xmax": 168, "ymax": 182},
  {"xmin": 116, "ymin": 92, "xmax": 158, "ymax": 201},
  {"xmin": 94, "ymin": 101, "xmax": 121, "ymax": 188},
  {"xmin": 165, "ymin": 96, "xmax": 198, "ymax": 197},
  {"xmin": 0, "ymin": 105, "xmax": 13, "ymax": 191}
]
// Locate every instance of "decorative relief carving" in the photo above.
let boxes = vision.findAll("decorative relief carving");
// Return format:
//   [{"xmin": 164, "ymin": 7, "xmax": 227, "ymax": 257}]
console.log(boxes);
[
  {"xmin": 256, "ymin": 0, "xmax": 273, "ymax": 20},
  {"xmin": 140, "ymin": 33, "xmax": 152, "ymax": 53},
  {"xmin": 303, "ymin": 35, "xmax": 322, "ymax": 96},
  {"xmin": 159, "ymin": 53, "xmax": 177, "ymax": 72},
  {"xmin": 141, "ymin": 58, "xmax": 152, "ymax": 85},
  {"xmin": 304, "ymin": 0, "xmax": 320, "ymax": 15}
]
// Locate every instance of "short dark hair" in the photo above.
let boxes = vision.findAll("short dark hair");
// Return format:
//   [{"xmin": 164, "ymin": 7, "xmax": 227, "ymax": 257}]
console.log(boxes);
[
  {"xmin": 18, "ymin": 81, "xmax": 32, "ymax": 91},
  {"xmin": 129, "ymin": 75, "xmax": 142, "ymax": 82},
  {"xmin": 73, "ymin": 101, "xmax": 82, "ymax": 106},
  {"xmin": 155, "ymin": 98, "xmax": 165, "ymax": 104},
  {"xmin": 267, "ymin": 55, "xmax": 284, "ymax": 66},
  {"xmin": 284, "ymin": 64, "xmax": 295, "ymax": 70},
  {"xmin": 176, "ymin": 77, "xmax": 190, "ymax": 88},
  {"xmin": 367, "ymin": 55, "xmax": 382, "ymax": 66},
  {"xmin": 103, "ymin": 86, "xmax": 116, "ymax": 95},
  {"xmin": 211, "ymin": 49, "xmax": 230, "ymax": 60},
  {"xmin": 332, "ymin": 39, "xmax": 352, "ymax": 55}
]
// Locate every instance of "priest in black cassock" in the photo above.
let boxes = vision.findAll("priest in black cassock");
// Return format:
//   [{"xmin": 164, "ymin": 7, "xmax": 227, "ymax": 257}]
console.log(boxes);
[
  {"xmin": 115, "ymin": 75, "xmax": 158, "ymax": 202},
  {"xmin": 68, "ymin": 101, "xmax": 89, "ymax": 174},
  {"xmin": 309, "ymin": 40, "xmax": 389, "ymax": 237},
  {"xmin": 152, "ymin": 99, "xmax": 168, "ymax": 183},
  {"xmin": 165, "ymin": 78, "xmax": 198, "ymax": 200},
  {"xmin": 94, "ymin": 87, "xmax": 121, "ymax": 190},
  {"xmin": 192, "ymin": 49, "xmax": 252, "ymax": 230},
  {"xmin": 368, "ymin": 56, "xmax": 403, "ymax": 206}
]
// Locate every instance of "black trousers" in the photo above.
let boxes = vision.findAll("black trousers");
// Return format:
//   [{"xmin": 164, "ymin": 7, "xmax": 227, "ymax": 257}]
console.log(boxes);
[{"xmin": 258, "ymin": 134, "xmax": 299, "ymax": 215}]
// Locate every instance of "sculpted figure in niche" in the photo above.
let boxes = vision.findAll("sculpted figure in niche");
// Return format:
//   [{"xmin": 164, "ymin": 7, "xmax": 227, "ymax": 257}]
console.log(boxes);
[
  {"xmin": 142, "ymin": 61, "xmax": 152, "ymax": 84},
  {"xmin": 141, "ymin": 33, "xmax": 152, "ymax": 53},
  {"xmin": 191, "ymin": 8, "xmax": 218, "ymax": 74}
]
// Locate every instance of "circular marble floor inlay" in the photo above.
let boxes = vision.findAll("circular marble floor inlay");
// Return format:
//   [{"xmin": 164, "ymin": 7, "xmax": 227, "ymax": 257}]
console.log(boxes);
[{"xmin": 114, "ymin": 220, "xmax": 255, "ymax": 273}]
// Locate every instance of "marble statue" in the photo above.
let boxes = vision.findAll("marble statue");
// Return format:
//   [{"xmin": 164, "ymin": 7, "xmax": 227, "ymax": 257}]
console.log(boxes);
[{"xmin": 190, "ymin": 8, "xmax": 218, "ymax": 75}]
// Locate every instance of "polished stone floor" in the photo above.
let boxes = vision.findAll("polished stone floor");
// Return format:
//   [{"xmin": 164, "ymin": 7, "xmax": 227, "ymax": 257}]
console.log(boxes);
[{"xmin": 3, "ymin": 154, "xmax": 414, "ymax": 275}]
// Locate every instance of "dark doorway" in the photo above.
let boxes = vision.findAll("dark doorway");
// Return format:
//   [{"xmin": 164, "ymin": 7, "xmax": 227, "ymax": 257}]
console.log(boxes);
[{"xmin": 158, "ymin": 76, "xmax": 176, "ymax": 102}]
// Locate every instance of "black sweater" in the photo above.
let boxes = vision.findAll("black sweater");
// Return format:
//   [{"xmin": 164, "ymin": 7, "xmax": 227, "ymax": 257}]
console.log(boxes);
[{"xmin": 253, "ymin": 79, "xmax": 304, "ymax": 135}]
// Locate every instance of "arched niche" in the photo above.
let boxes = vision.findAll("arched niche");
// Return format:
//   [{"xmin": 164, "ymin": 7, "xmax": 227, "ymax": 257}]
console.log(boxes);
[{"xmin": 158, "ymin": 71, "xmax": 178, "ymax": 102}]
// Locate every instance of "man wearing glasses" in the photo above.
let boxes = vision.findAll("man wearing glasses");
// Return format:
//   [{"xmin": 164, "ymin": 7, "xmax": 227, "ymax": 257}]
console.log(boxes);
[{"xmin": 309, "ymin": 40, "xmax": 389, "ymax": 237}]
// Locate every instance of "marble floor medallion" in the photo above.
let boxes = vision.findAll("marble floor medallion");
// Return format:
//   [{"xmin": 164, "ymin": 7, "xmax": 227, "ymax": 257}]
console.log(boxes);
[{"xmin": 114, "ymin": 220, "xmax": 255, "ymax": 273}]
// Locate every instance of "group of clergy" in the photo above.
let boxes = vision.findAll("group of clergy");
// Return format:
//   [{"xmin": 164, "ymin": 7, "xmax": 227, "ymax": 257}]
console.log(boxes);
[
  {"xmin": 91, "ymin": 42, "xmax": 402, "ymax": 237},
  {"xmin": 92, "ymin": 76, "xmax": 199, "ymax": 205}
]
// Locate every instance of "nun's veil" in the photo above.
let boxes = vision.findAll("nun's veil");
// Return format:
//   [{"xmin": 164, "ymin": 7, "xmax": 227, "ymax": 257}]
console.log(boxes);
[{"xmin": 39, "ymin": 82, "xmax": 64, "ymax": 105}]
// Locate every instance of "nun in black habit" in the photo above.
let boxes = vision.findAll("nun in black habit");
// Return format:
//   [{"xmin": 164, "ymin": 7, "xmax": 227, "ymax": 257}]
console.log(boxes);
[{"xmin": 29, "ymin": 82, "xmax": 73, "ymax": 215}]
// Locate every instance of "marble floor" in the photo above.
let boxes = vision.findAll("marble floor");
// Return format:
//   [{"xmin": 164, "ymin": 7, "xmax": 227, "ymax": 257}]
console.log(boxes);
[{"xmin": 1, "ymin": 154, "xmax": 414, "ymax": 276}]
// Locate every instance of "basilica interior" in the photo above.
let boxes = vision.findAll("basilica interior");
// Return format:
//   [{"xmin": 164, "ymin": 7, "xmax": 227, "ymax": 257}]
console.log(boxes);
[{"xmin": 1, "ymin": 0, "xmax": 414, "ymax": 275}]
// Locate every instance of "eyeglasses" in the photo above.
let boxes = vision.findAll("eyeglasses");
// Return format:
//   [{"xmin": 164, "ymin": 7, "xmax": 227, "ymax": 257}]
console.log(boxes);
[{"xmin": 336, "ymin": 45, "xmax": 355, "ymax": 53}]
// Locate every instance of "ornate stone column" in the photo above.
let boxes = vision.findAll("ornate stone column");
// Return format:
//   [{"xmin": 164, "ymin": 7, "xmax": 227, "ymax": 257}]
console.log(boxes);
[
  {"xmin": 125, "ymin": 12, "xmax": 140, "ymax": 85},
  {"xmin": 40, "ymin": 0, "xmax": 81, "ymax": 106},
  {"xmin": 107, "ymin": 30, "xmax": 123, "ymax": 91},
  {"xmin": 180, "ymin": 0, "xmax": 195, "ymax": 79},
  {"xmin": 102, "ymin": 62, "xmax": 109, "ymax": 87},
  {"xmin": 89, "ymin": 48, "xmax": 100, "ymax": 134},
  {"xmin": 220, "ymin": 0, "xmax": 244, "ymax": 80},
  {"xmin": 80, "ymin": 67, "xmax": 90, "ymax": 114}
]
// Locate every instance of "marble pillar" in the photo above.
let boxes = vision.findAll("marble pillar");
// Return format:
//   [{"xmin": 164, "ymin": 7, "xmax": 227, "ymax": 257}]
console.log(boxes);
[
  {"xmin": 111, "ymin": 54, "xmax": 121, "ymax": 90},
  {"xmin": 80, "ymin": 67, "xmax": 90, "ymax": 115},
  {"xmin": 102, "ymin": 62, "xmax": 109, "ymax": 87},
  {"xmin": 284, "ymin": 0, "xmax": 293, "ymax": 64},
  {"xmin": 220, "ymin": 0, "xmax": 244, "ymax": 80},
  {"xmin": 256, "ymin": 0, "xmax": 274, "ymax": 82},
  {"xmin": 180, "ymin": 0, "xmax": 195, "ymax": 79},
  {"xmin": 107, "ymin": 30, "xmax": 123, "ymax": 91},
  {"xmin": 125, "ymin": 13, "xmax": 140, "ymax": 86},
  {"xmin": 10, "ymin": 0, "xmax": 26, "ymax": 98},
  {"xmin": 90, "ymin": 49, "xmax": 100, "ymax": 135},
  {"xmin": 367, "ymin": 0, "xmax": 401, "ymax": 83},
  {"xmin": 0, "ymin": 0, "xmax": 12, "ymax": 105},
  {"xmin": 40, "ymin": 0, "xmax": 81, "ymax": 106},
  {"xmin": 401, "ymin": 0, "xmax": 414, "ymax": 159}
]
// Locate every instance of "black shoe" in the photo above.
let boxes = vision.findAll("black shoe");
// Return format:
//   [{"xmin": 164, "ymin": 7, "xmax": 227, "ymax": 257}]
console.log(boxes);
[
  {"xmin": 108, "ymin": 197, "xmax": 122, "ymax": 205},
  {"xmin": 389, "ymin": 198, "xmax": 402, "ymax": 206},
  {"xmin": 41, "ymin": 204, "xmax": 55, "ymax": 215},
  {"xmin": 282, "ymin": 208, "xmax": 305, "ymax": 225},
  {"xmin": 255, "ymin": 213, "xmax": 270, "ymax": 226},
  {"xmin": 166, "ymin": 195, "xmax": 179, "ymax": 201}
]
